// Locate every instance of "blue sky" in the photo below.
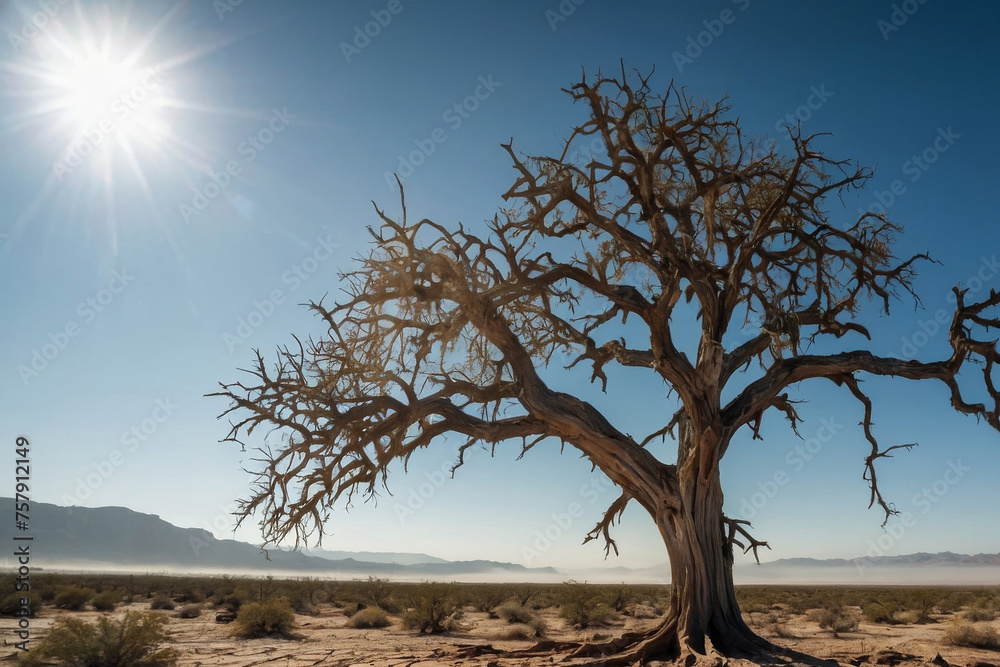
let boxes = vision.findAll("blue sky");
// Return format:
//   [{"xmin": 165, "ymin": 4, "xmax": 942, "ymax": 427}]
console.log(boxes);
[{"xmin": 1, "ymin": 1, "xmax": 998, "ymax": 575}]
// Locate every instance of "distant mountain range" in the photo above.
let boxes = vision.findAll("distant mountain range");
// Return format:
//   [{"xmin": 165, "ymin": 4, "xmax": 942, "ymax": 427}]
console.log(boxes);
[
  {"xmin": 762, "ymin": 553, "xmax": 1000, "ymax": 568},
  {"xmin": 0, "ymin": 498, "xmax": 557, "ymax": 580},
  {"xmin": 296, "ymin": 549, "xmax": 449, "ymax": 566},
  {"xmin": 2, "ymin": 498, "xmax": 997, "ymax": 584}
]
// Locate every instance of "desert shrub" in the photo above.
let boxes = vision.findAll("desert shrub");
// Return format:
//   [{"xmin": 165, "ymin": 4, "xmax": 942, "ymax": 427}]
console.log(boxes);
[
  {"xmin": 473, "ymin": 586, "xmax": 510, "ymax": 613},
  {"xmin": 964, "ymin": 606, "xmax": 998, "ymax": 622},
  {"xmin": 895, "ymin": 609, "xmax": 927, "ymax": 625},
  {"xmin": 497, "ymin": 603, "xmax": 534, "ymax": 625},
  {"xmin": 150, "ymin": 595, "xmax": 175, "ymax": 611},
  {"xmin": 20, "ymin": 611, "xmax": 176, "ymax": 667},
  {"xmin": 92, "ymin": 591, "xmax": 120, "ymax": 612},
  {"xmin": 348, "ymin": 607, "xmax": 392, "ymax": 629},
  {"xmin": 559, "ymin": 582, "xmax": 617, "ymax": 629},
  {"xmin": 935, "ymin": 591, "xmax": 971, "ymax": 614},
  {"xmin": 513, "ymin": 585, "xmax": 537, "ymax": 608},
  {"xmin": 609, "ymin": 583, "xmax": 635, "ymax": 612},
  {"xmin": 770, "ymin": 622, "xmax": 796, "ymax": 639},
  {"xmin": 173, "ymin": 589, "xmax": 205, "ymax": 604},
  {"xmin": 529, "ymin": 617, "xmax": 547, "ymax": 637},
  {"xmin": 177, "ymin": 604, "xmax": 202, "ymax": 619},
  {"xmin": 1, "ymin": 592, "xmax": 40, "ymax": 617},
  {"xmin": 817, "ymin": 606, "xmax": 860, "ymax": 637},
  {"xmin": 402, "ymin": 583, "xmax": 460, "ymax": 634},
  {"xmin": 862, "ymin": 601, "xmax": 901, "ymax": 624},
  {"xmin": 54, "ymin": 587, "xmax": 95, "ymax": 611},
  {"xmin": 362, "ymin": 577, "xmax": 401, "ymax": 612},
  {"xmin": 222, "ymin": 587, "xmax": 251, "ymax": 612},
  {"xmin": 290, "ymin": 595, "xmax": 318, "ymax": 615},
  {"xmin": 234, "ymin": 599, "xmax": 296, "ymax": 639},
  {"xmin": 944, "ymin": 622, "xmax": 1000, "ymax": 649}
]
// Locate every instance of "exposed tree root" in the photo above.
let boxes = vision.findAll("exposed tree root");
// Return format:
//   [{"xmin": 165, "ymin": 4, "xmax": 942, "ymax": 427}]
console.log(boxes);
[
  {"xmin": 440, "ymin": 625, "xmax": 848, "ymax": 667},
  {"xmin": 506, "ymin": 614, "xmax": 777, "ymax": 667}
]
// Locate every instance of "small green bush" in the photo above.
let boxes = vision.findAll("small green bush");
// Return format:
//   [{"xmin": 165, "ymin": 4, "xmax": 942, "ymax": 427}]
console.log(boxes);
[
  {"xmin": 290, "ymin": 595, "xmax": 318, "ymax": 615},
  {"xmin": 150, "ymin": 595, "xmax": 175, "ymax": 611},
  {"xmin": 1, "ymin": 592, "xmax": 40, "ymax": 617},
  {"xmin": 174, "ymin": 589, "xmax": 205, "ymax": 603},
  {"xmin": 234, "ymin": 599, "xmax": 296, "ymax": 639},
  {"xmin": 862, "ymin": 601, "xmax": 900, "ymax": 624},
  {"xmin": 497, "ymin": 603, "xmax": 534, "ymax": 625},
  {"xmin": 221, "ymin": 587, "xmax": 250, "ymax": 612},
  {"xmin": 348, "ymin": 607, "xmax": 392, "ymax": 629},
  {"xmin": 609, "ymin": 584, "xmax": 634, "ymax": 612},
  {"xmin": 54, "ymin": 587, "xmax": 94, "ymax": 611},
  {"xmin": 895, "ymin": 609, "xmax": 927, "ymax": 625},
  {"xmin": 362, "ymin": 577, "xmax": 395, "ymax": 610},
  {"xmin": 963, "ymin": 606, "xmax": 997, "ymax": 622},
  {"xmin": 817, "ymin": 606, "xmax": 860, "ymax": 637},
  {"xmin": 944, "ymin": 622, "xmax": 1000, "ymax": 650},
  {"xmin": 20, "ymin": 611, "xmax": 176, "ymax": 666},
  {"xmin": 558, "ymin": 582, "xmax": 616, "ymax": 629},
  {"xmin": 472, "ymin": 586, "xmax": 510, "ymax": 613},
  {"xmin": 92, "ymin": 591, "xmax": 120, "ymax": 612},
  {"xmin": 402, "ymin": 584, "xmax": 459, "ymax": 634}
]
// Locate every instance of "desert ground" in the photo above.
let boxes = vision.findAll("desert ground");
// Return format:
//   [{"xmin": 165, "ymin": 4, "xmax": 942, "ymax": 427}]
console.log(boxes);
[{"xmin": 2, "ymin": 575, "xmax": 999, "ymax": 666}]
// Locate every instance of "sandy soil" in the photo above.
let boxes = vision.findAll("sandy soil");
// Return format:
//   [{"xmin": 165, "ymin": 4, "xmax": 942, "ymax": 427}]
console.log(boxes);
[{"xmin": 3, "ymin": 602, "xmax": 999, "ymax": 666}]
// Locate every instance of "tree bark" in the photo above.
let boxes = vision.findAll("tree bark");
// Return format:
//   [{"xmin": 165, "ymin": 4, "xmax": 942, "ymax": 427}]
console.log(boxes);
[
  {"xmin": 568, "ymin": 433, "xmax": 773, "ymax": 666},
  {"xmin": 656, "ymin": 476, "xmax": 772, "ymax": 659}
]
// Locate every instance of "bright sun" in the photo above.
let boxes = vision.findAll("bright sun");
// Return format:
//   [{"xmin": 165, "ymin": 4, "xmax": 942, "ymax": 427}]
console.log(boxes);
[
  {"xmin": 1, "ymin": 2, "xmax": 242, "ymax": 249},
  {"xmin": 2, "ymin": 5, "xmax": 185, "ymax": 174},
  {"xmin": 47, "ymin": 51, "xmax": 168, "ymax": 145}
]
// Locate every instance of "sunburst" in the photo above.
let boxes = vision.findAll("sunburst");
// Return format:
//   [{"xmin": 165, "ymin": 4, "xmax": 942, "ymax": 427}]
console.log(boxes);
[{"xmin": 0, "ymin": 3, "xmax": 250, "ymax": 253}]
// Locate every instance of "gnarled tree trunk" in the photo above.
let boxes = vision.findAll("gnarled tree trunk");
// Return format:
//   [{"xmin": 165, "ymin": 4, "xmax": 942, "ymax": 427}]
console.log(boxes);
[{"xmin": 570, "ymin": 431, "xmax": 772, "ymax": 666}]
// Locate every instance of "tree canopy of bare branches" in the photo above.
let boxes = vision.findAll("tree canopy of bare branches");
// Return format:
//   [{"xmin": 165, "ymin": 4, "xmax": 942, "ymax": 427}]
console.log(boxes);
[{"xmin": 214, "ymin": 66, "xmax": 999, "ymax": 664}]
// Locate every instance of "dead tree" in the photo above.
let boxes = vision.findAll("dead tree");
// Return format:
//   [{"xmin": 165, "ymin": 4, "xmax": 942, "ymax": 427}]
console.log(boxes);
[{"xmin": 213, "ymin": 67, "xmax": 1000, "ymax": 665}]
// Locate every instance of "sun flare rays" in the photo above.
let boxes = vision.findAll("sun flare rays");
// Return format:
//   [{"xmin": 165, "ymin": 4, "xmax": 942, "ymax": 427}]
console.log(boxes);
[{"xmin": 0, "ymin": 2, "xmax": 256, "ymax": 254}]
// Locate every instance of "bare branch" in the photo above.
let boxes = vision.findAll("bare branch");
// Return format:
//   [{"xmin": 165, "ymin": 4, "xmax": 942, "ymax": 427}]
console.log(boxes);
[
  {"xmin": 583, "ymin": 491, "xmax": 631, "ymax": 558},
  {"xmin": 722, "ymin": 516, "xmax": 771, "ymax": 564}
]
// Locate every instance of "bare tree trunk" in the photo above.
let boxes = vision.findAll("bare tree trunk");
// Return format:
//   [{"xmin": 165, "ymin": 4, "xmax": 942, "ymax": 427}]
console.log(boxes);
[
  {"xmin": 570, "ymin": 440, "xmax": 773, "ymax": 665},
  {"xmin": 656, "ymin": 475, "xmax": 772, "ymax": 659}
]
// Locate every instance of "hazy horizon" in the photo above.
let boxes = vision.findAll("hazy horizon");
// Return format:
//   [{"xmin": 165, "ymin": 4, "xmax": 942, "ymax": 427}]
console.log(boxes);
[{"xmin": 4, "ymin": 495, "xmax": 1000, "ymax": 587}]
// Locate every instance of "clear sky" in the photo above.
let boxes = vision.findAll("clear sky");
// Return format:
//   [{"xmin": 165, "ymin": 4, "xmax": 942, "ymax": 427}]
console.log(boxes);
[{"xmin": 1, "ymin": 1, "xmax": 998, "ymax": 576}]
